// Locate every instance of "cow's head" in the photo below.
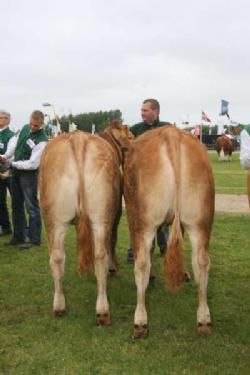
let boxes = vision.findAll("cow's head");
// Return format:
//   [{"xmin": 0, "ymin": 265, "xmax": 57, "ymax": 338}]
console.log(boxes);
[
  {"xmin": 99, "ymin": 121, "xmax": 134, "ymax": 167},
  {"xmin": 105, "ymin": 120, "xmax": 134, "ymax": 152}
]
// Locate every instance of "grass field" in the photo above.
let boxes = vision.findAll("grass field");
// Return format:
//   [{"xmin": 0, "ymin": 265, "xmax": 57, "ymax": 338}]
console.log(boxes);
[
  {"xmin": 1, "ymin": 212, "xmax": 250, "ymax": 374},
  {"xmin": 0, "ymin": 151, "xmax": 250, "ymax": 374},
  {"xmin": 209, "ymin": 151, "xmax": 248, "ymax": 194}
]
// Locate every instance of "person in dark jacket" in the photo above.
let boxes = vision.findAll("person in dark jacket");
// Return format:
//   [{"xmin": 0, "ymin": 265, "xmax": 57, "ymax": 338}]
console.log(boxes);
[
  {"xmin": 0, "ymin": 110, "xmax": 14, "ymax": 236},
  {"xmin": 127, "ymin": 98, "xmax": 170, "ymax": 263}
]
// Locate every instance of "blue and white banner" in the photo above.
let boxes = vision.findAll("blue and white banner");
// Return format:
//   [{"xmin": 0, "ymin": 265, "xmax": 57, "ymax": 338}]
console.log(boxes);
[{"xmin": 220, "ymin": 99, "xmax": 230, "ymax": 118}]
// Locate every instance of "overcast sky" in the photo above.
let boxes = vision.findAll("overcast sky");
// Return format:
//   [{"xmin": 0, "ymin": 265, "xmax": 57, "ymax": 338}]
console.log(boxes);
[{"xmin": 1, "ymin": 0, "xmax": 250, "ymax": 129}]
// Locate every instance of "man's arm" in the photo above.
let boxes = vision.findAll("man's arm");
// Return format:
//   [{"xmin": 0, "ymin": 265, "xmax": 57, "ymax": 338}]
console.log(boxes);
[
  {"xmin": 0, "ymin": 135, "xmax": 18, "ymax": 161},
  {"xmin": 12, "ymin": 142, "xmax": 47, "ymax": 170}
]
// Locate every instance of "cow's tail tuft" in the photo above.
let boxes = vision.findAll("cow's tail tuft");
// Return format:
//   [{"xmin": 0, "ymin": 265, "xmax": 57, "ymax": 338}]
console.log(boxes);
[
  {"xmin": 164, "ymin": 212, "xmax": 185, "ymax": 292},
  {"xmin": 76, "ymin": 215, "xmax": 94, "ymax": 274},
  {"xmin": 70, "ymin": 133, "xmax": 94, "ymax": 274}
]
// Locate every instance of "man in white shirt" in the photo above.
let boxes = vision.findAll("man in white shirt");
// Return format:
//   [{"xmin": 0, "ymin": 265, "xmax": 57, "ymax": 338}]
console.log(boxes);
[
  {"xmin": 0, "ymin": 110, "xmax": 48, "ymax": 249},
  {"xmin": 240, "ymin": 125, "xmax": 250, "ymax": 169}
]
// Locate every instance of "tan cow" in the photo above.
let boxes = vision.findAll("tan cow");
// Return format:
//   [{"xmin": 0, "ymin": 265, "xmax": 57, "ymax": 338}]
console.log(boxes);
[
  {"xmin": 118, "ymin": 126, "xmax": 215, "ymax": 338},
  {"xmin": 215, "ymin": 135, "xmax": 234, "ymax": 161},
  {"xmin": 39, "ymin": 122, "xmax": 132, "ymax": 325}
]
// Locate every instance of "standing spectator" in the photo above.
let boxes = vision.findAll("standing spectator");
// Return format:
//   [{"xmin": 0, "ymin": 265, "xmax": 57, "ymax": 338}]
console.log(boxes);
[
  {"xmin": 127, "ymin": 98, "xmax": 170, "ymax": 263},
  {"xmin": 193, "ymin": 125, "xmax": 200, "ymax": 137},
  {"xmin": 0, "ymin": 110, "xmax": 48, "ymax": 249},
  {"xmin": 240, "ymin": 124, "xmax": 250, "ymax": 169},
  {"xmin": 0, "ymin": 110, "xmax": 14, "ymax": 236}
]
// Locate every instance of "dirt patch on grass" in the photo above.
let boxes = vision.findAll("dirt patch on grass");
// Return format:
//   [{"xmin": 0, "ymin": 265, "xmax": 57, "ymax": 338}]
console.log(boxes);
[{"xmin": 215, "ymin": 194, "xmax": 249, "ymax": 213}]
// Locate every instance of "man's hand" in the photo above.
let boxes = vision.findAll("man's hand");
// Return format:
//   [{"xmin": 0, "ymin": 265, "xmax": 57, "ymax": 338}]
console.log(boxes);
[
  {"xmin": 0, "ymin": 155, "xmax": 6, "ymax": 163},
  {"xmin": 0, "ymin": 160, "xmax": 11, "ymax": 173}
]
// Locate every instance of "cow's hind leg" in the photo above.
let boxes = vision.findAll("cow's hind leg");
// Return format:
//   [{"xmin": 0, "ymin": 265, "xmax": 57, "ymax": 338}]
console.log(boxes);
[
  {"xmin": 187, "ymin": 227, "xmax": 211, "ymax": 334},
  {"xmin": 48, "ymin": 222, "xmax": 68, "ymax": 316},
  {"xmin": 92, "ymin": 224, "xmax": 111, "ymax": 326},
  {"xmin": 133, "ymin": 228, "xmax": 155, "ymax": 339}
]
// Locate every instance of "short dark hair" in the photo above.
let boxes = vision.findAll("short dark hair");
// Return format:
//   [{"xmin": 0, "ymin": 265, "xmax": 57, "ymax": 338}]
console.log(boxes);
[
  {"xmin": 31, "ymin": 110, "xmax": 44, "ymax": 122},
  {"xmin": 143, "ymin": 98, "xmax": 160, "ymax": 112}
]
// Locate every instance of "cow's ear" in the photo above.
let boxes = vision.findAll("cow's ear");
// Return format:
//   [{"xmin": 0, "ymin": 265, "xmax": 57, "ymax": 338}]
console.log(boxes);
[{"xmin": 111, "ymin": 128, "xmax": 131, "ymax": 150}]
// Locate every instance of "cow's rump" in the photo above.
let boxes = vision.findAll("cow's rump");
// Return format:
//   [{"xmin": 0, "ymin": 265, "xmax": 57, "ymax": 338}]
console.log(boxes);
[
  {"xmin": 124, "ymin": 127, "xmax": 214, "ymax": 232},
  {"xmin": 40, "ymin": 131, "xmax": 120, "ymax": 225}
]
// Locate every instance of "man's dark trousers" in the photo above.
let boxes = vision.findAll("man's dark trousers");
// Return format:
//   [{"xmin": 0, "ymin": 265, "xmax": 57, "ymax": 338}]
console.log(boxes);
[
  {"xmin": 0, "ymin": 177, "xmax": 12, "ymax": 232},
  {"xmin": 11, "ymin": 170, "xmax": 41, "ymax": 244}
]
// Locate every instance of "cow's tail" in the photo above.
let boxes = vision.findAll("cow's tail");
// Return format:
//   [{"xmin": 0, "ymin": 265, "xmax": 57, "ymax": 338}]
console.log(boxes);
[
  {"xmin": 70, "ymin": 133, "xmax": 94, "ymax": 274},
  {"xmin": 163, "ymin": 128, "xmax": 186, "ymax": 292}
]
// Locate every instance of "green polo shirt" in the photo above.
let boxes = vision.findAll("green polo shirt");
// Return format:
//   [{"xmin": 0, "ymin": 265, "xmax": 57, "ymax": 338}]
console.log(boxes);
[
  {"xmin": 0, "ymin": 127, "xmax": 15, "ymax": 154},
  {"xmin": 130, "ymin": 119, "xmax": 171, "ymax": 137}
]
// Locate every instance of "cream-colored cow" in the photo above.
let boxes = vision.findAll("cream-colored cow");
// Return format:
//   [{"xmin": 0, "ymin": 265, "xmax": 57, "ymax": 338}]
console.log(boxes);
[{"xmin": 39, "ymin": 122, "xmax": 132, "ymax": 325}]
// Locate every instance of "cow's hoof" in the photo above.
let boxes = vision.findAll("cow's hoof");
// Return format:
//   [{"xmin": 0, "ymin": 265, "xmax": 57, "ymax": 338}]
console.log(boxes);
[
  {"xmin": 197, "ymin": 322, "xmax": 212, "ymax": 335},
  {"xmin": 96, "ymin": 313, "xmax": 111, "ymax": 326},
  {"xmin": 54, "ymin": 309, "xmax": 66, "ymax": 317},
  {"xmin": 132, "ymin": 324, "xmax": 149, "ymax": 339}
]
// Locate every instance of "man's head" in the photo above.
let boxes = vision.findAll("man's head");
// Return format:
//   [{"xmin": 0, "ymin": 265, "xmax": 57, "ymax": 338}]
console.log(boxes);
[
  {"xmin": 141, "ymin": 98, "xmax": 160, "ymax": 125},
  {"xmin": 0, "ymin": 110, "xmax": 10, "ymax": 129},
  {"xmin": 29, "ymin": 110, "xmax": 44, "ymax": 133}
]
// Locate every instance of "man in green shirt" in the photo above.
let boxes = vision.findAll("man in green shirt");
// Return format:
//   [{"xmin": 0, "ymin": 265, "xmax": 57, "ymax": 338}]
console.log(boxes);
[
  {"xmin": 1, "ymin": 110, "xmax": 48, "ymax": 249},
  {"xmin": 127, "ymin": 98, "xmax": 170, "ymax": 263},
  {"xmin": 0, "ymin": 110, "xmax": 14, "ymax": 236}
]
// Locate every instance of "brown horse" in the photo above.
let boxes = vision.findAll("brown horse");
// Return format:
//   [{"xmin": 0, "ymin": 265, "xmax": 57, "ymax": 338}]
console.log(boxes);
[{"xmin": 215, "ymin": 135, "xmax": 234, "ymax": 161}]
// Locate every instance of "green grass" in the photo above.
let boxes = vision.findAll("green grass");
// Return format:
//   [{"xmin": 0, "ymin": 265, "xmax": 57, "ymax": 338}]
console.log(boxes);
[
  {"xmin": 209, "ymin": 151, "xmax": 248, "ymax": 194},
  {"xmin": 1, "ymin": 213, "xmax": 250, "ymax": 374}
]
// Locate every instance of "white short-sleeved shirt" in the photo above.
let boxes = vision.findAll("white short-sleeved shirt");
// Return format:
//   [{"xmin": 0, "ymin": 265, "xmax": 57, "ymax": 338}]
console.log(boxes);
[{"xmin": 240, "ymin": 129, "xmax": 250, "ymax": 169}]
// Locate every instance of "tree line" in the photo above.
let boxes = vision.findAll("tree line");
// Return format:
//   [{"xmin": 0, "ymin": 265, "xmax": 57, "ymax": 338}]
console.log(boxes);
[{"xmin": 47, "ymin": 109, "xmax": 123, "ymax": 134}]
